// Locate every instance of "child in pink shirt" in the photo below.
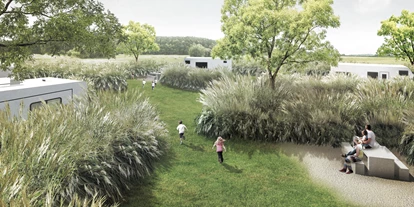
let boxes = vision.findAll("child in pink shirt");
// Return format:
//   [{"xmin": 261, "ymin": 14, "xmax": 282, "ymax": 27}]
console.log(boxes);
[{"xmin": 212, "ymin": 137, "xmax": 226, "ymax": 163}]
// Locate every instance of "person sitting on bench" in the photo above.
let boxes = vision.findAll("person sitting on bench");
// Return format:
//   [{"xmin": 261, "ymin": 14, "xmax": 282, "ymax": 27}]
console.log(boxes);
[
  {"xmin": 339, "ymin": 139, "xmax": 363, "ymax": 174},
  {"xmin": 344, "ymin": 130, "xmax": 368, "ymax": 157}
]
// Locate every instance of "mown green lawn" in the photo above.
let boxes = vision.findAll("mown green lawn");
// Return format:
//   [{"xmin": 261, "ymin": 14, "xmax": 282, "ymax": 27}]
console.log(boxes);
[
  {"xmin": 120, "ymin": 80, "xmax": 356, "ymax": 207},
  {"xmin": 340, "ymin": 56, "xmax": 409, "ymax": 65}
]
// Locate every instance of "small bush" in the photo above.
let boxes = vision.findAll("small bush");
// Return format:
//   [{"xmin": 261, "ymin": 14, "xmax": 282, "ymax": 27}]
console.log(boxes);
[
  {"xmin": 123, "ymin": 59, "xmax": 165, "ymax": 79},
  {"xmin": 160, "ymin": 64, "xmax": 225, "ymax": 91}
]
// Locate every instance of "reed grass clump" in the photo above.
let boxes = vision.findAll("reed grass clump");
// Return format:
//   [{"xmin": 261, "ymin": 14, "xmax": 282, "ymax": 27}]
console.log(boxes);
[
  {"xmin": 160, "ymin": 64, "xmax": 226, "ymax": 91},
  {"xmin": 123, "ymin": 59, "xmax": 165, "ymax": 79},
  {"xmin": 0, "ymin": 89, "xmax": 168, "ymax": 206},
  {"xmin": 196, "ymin": 74, "xmax": 414, "ymax": 149},
  {"xmin": 12, "ymin": 60, "xmax": 128, "ymax": 91}
]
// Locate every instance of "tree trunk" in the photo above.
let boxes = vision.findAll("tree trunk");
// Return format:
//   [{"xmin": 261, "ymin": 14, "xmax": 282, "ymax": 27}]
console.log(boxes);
[{"xmin": 269, "ymin": 74, "xmax": 276, "ymax": 90}]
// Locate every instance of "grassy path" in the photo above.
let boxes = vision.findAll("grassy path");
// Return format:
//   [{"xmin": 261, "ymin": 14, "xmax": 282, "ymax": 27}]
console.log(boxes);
[{"xmin": 121, "ymin": 80, "xmax": 355, "ymax": 207}]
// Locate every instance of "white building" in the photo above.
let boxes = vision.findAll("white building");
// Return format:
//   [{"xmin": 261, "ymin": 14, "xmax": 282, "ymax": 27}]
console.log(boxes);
[
  {"xmin": 184, "ymin": 57, "xmax": 232, "ymax": 70},
  {"xmin": 0, "ymin": 77, "xmax": 86, "ymax": 118},
  {"xmin": 330, "ymin": 63, "xmax": 413, "ymax": 79}
]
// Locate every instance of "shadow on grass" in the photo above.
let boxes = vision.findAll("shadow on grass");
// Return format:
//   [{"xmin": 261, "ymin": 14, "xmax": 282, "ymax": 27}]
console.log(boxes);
[
  {"xmin": 120, "ymin": 141, "xmax": 176, "ymax": 207},
  {"xmin": 183, "ymin": 142, "xmax": 205, "ymax": 152},
  {"xmin": 222, "ymin": 163, "xmax": 243, "ymax": 173}
]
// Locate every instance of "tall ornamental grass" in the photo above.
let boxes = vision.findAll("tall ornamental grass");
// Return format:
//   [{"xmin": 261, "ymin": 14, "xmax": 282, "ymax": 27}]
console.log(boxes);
[
  {"xmin": 196, "ymin": 74, "xmax": 414, "ymax": 149},
  {"xmin": 0, "ymin": 89, "xmax": 168, "ymax": 206},
  {"xmin": 123, "ymin": 59, "xmax": 165, "ymax": 79},
  {"xmin": 12, "ymin": 60, "xmax": 165, "ymax": 91},
  {"xmin": 160, "ymin": 63, "xmax": 227, "ymax": 91}
]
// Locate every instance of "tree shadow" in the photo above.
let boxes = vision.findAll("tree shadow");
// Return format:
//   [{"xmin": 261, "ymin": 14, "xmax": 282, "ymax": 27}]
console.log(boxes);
[
  {"xmin": 183, "ymin": 142, "xmax": 205, "ymax": 152},
  {"xmin": 222, "ymin": 163, "xmax": 243, "ymax": 173}
]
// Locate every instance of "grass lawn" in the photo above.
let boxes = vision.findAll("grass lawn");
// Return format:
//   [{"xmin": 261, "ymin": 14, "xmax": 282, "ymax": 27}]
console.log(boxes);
[
  {"xmin": 340, "ymin": 56, "xmax": 409, "ymax": 65},
  {"xmin": 120, "ymin": 80, "xmax": 356, "ymax": 207}
]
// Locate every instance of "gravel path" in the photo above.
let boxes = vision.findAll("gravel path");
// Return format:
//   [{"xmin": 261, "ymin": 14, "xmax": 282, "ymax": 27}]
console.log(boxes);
[{"xmin": 278, "ymin": 143, "xmax": 414, "ymax": 207}]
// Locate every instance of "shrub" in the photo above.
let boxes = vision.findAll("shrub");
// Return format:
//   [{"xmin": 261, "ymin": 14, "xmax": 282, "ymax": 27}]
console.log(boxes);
[
  {"xmin": 160, "ymin": 64, "xmax": 225, "ymax": 91},
  {"xmin": 196, "ymin": 74, "xmax": 414, "ymax": 149},
  {"xmin": 0, "ymin": 89, "xmax": 168, "ymax": 206},
  {"xmin": 123, "ymin": 59, "xmax": 165, "ymax": 79}
]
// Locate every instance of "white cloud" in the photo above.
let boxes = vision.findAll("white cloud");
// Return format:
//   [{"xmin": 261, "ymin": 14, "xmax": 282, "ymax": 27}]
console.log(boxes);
[{"xmin": 353, "ymin": 0, "xmax": 391, "ymax": 13}]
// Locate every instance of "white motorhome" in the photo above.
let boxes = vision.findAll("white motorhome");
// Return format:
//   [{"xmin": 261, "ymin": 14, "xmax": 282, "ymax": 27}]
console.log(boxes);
[
  {"xmin": 330, "ymin": 63, "xmax": 413, "ymax": 79},
  {"xmin": 184, "ymin": 57, "xmax": 232, "ymax": 70},
  {"xmin": 0, "ymin": 77, "xmax": 86, "ymax": 118}
]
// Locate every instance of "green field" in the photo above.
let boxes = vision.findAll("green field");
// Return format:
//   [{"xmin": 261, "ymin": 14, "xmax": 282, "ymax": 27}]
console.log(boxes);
[
  {"xmin": 31, "ymin": 54, "xmax": 411, "ymax": 67},
  {"xmin": 120, "ymin": 80, "xmax": 355, "ymax": 207},
  {"xmin": 340, "ymin": 56, "xmax": 409, "ymax": 65}
]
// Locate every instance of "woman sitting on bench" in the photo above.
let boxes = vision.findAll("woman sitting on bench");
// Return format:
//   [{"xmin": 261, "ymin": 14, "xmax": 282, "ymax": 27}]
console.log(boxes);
[{"xmin": 339, "ymin": 139, "xmax": 364, "ymax": 174}]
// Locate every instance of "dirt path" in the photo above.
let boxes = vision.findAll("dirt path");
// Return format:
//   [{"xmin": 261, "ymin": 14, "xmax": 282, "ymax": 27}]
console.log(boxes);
[{"xmin": 278, "ymin": 143, "xmax": 414, "ymax": 207}]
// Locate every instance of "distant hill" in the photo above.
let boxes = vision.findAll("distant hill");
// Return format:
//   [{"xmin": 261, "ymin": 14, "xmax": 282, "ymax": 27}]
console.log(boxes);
[{"xmin": 145, "ymin": 36, "xmax": 217, "ymax": 55}]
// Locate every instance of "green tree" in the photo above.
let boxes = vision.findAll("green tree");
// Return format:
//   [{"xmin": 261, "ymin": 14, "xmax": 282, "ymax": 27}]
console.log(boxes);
[
  {"xmin": 188, "ymin": 44, "xmax": 207, "ymax": 57},
  {"xmin": 0, "ymin": 0, "xmax": 123, "ymax": 71},
  {"xmin": 212, "ymin": 0, "xmax": 340, "ymax": 89},
  {"xmin": 118, "ymin": 21, "xmax": 159, "ymax": 62},
  {"xmin": 377, "ymin": 10, "xmax": 414, "ymax": 66}
]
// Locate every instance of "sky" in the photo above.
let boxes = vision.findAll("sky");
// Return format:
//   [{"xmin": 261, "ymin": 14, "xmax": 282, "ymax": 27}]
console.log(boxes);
[{"xmin": 99, "ymin": 0, "xmax": 414, "ymax": 55}]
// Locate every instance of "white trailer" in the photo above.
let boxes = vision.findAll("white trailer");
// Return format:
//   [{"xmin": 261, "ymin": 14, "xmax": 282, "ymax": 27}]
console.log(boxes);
[
  {"xmin": 0, "ymin": 77, "xmax": 86, "ymax": 118},
  {"xmin": 330, "ymin": 63, "xmax": 413, "ymax": 79},
  {"xmin": 184, "ymin": 57, "xmax": 232, "ymax": 70}
]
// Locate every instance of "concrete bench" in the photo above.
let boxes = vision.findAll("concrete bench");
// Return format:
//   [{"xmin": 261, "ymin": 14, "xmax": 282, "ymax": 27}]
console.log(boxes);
[{"xmin": 341, "ymin": 142, "xmax": 410, "ymax": 181}]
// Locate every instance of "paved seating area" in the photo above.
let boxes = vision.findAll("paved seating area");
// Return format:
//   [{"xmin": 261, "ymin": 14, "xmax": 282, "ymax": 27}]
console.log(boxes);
[{"xmin": 341, "ymin": 142, "xmax": 411, "ymax": 181}]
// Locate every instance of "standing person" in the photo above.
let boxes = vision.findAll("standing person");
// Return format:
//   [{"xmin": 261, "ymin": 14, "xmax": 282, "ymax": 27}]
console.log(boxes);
[
  {"xmin": 142, "ymin": 79, "xmax": 146, "ymax": 88},
  {"xmin": 212, "ymin": 137, "xmax": 226, "ymax": 163},
  {"xmin": 176, "ymin": 120, "xmax": 187, "ymax": 145},
  {"xmin": 151, "ymin": 81, "xmax": 155, "ymax": 90}
]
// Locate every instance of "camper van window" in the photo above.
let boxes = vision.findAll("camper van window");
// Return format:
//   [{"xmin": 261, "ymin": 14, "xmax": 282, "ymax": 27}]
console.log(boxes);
[
  {"xmin": 195, "ymin": 62, "xmax": 208, "ymax": 68},
  {"xmin": 185, "ymin": 60, "xmax": 190, "ymax": 64},
  {"xmin": 367, "ymin": 72, "xmax": 378, "ymax": 79},
  {"xmin": 30, "ymin": 102, "xmax": 43, "ymax": 111},
  {"xmin": 46, "ymin": 98, "xmax": 62, "ymax": 105},
  {"xmin": 381, "ymin": 74, "xmax": 387, "ymax": 79},
  {"xmin": 30, "ymin": 98, "xmax": 63, "ymax": 111},
  {"xmin": 399, "ymin": 70, "xmax": 409, "ymax": 76},
  {"xmin": 223, "ymin": 60, "xmax": 227, "ymax": 63}
]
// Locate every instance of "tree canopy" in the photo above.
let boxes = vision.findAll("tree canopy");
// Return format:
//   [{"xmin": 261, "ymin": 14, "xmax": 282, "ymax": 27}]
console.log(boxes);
[
  {"xmin": 377, "ymin": 10, "xmax": 414, "ymax": 66},
  {"xmin": 117, "ymin": 21, "xmax": 159, "ymax": 62},
  {"xmin": 147, "ymin": 36, "xmax": 216, "ymax": 55},
  {"xmin": 0, "ymin": 0, "xmax": 123, "ymax": 70},
  {"xmin": 212, "ymin": 0, "xmax": 340, "ymax": 89},
  {"xmin": 188, "ymin": 44, "xmax": 208, "ymax": 57}
]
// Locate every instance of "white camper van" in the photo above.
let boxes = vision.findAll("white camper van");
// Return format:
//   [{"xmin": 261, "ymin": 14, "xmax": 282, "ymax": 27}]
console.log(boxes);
[
  {"xmin": 0, "ymin": 77, "xmax": 86, "ymax": 118},
  {"xmin": 184, "ymin": 57, "xmax": 232, "ymax": 70},
  {"xmin": 330, "ymin": 63, "xmax": 413, "ymax": 79}
]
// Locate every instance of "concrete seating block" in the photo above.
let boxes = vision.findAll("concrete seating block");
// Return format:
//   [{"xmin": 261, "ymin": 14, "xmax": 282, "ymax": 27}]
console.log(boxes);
[
  {"xmin": 368, "ymin": 157, "xmax": 395, "ymax": 179},
  {"xmin": 354, "ymin": 161, "xmax": 366, "ymax": 175},
  {"xmin": 394, "ymin": 160, "xmax": 410, "ymax": 181}
]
